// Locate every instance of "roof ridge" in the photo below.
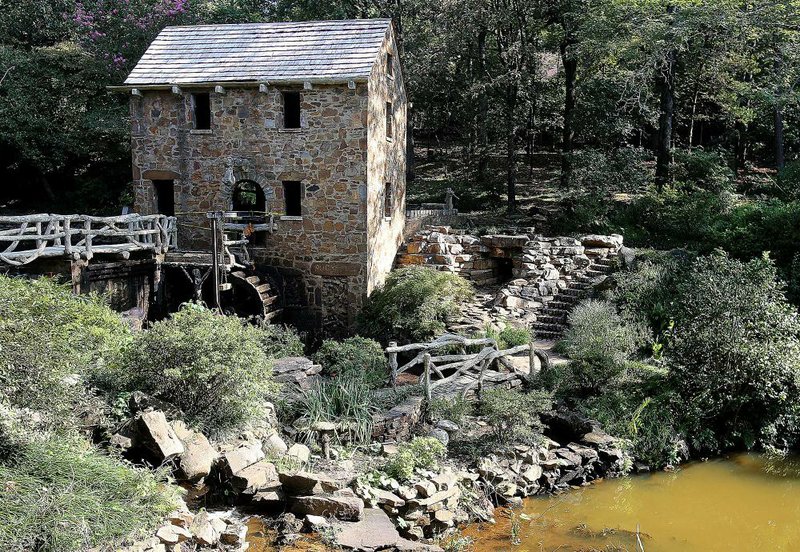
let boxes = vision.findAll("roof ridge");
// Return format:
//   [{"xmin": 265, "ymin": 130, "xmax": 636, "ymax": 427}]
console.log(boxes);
[{"xmin": 161, "ymin": 18, "xmax": 391, "ymax": 31}]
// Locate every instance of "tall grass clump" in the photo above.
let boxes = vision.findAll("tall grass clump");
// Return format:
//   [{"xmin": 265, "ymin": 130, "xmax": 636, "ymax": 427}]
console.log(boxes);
[
  {"xmin": 313, "ymin": 336, "xmax": 387, "ymax": 387},
  {"xmin": 358, "ymin": 267, "xmax": 473, "ymax": 343},
  {"xmin": 0, "ymin": 436, "xmax": 180, "ymax": 552},
  {"xmin": 117, "ymin": 303, "xmax": 275, "ymax": 437},
  {"xmin": 297, "ymin": 376, "xmax": 374, "ymax": 444},
  {"xmin": 0, "ymin": 275, "xmax": 129, "ymax": 428}
]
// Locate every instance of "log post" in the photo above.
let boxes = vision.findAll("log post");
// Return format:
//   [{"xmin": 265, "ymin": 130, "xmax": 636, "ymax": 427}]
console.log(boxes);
[
  {"xmin": 64, "ymin": 217, "xmax": 72, "ymax": 257},
  {"xmin": 84, "ymin": 218, "xmax": 93, "ymax": 260},
  {"xmin": 476, "ymin": 358, "xmax": 488, "ymax": 400},
  {"xmin": 423, "ymin": 353, "xmax": 432, "ymax": 402},
  {"xmin": 529, "ymin": 337, "xmax": 535, "ymax": 376},
  {"xmin": 388, "ymin": 341, "xmax": 398, "ymax": 388}
]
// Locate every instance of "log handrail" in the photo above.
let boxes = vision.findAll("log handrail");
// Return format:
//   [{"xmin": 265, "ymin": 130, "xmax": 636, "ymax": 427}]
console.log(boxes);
[{"xmin": 0, "ymin": 213, "xmax": 178, "ymax": 266}]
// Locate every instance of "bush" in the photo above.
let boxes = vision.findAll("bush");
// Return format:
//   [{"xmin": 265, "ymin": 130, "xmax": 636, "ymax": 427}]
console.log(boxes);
[
  {"xmin": 358, "ymin": 267, "xmax": 474, "ymax": 343},
  {"xmin": 297, "ymin": 374, "xmax": 374, "ymax": 444},
  {"xmin": 483, "ymin": 325, "xmax": 532, "ymax": 350},
  {"xmin": 117, "ymin": 304, "xmax": 275, "ymax": 437},
  {"xmin": 0, "ymin": 276, "xmax": 129, "ymax": 429},
  {"xmin": 429, "ymin": 396, "xmax": 471, "ymax": 426},
  {"xmin": 0, "ymin": 436, "xmax": 180, "ymax": 552},
  {"xmin": 256, "ymin": 323, "xmax": 305, "ymax": 358},
  {"xmin": 566, "ymin": 147, "xmax": 651, "ymax": 196},
  {"xmin": 479, "ymin": 388, "xmax": 552, "ymax": 444},
  {"xmin": 673, "ymin": 149, "xmax": 735, "ymax": 193},
  {"xmin": 384, "ymin": 437, "xmax": 446, "ymax": 481},
  {"xmin": 777, "ymin": 160, "xmax": 800, "ymax": 198},
  {"xmin": 557, "ymin": 300, "xmax": 648, "ymax": 393},
  {"xmin": 313, "ymin": 336, "xmax": 387, "ymax": 387},
  {"xmin": 667, "ymin": 251, "xmax": 800, "ymax": 452}
]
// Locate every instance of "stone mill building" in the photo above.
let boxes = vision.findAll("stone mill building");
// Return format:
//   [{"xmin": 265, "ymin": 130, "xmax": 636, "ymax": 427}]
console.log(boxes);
[{"xmin": 122, "ymin": 19, "xmax": 408, "ymax": 335}]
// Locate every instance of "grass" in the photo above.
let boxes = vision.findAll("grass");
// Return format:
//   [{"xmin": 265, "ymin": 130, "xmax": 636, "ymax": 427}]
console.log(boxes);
[
  {"xmin": 0, "ymin": 436, "xmax": 180, "ymax": 552},
  {"xmin": 297, "ymin": 375, "xmax": 375, "ymax": 445}
]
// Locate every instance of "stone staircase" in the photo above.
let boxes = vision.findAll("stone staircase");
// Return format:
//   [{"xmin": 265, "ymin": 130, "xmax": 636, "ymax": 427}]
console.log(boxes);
[
  {"xmin": 532, "ymin": 257, "xmax": 617, "ymax": 340},
  {"xmin": 229, "ymin": 270, "xmax": 282, "ymax": 322}
]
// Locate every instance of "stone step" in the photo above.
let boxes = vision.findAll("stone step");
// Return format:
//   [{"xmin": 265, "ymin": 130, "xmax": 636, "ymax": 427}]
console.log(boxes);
[
  {"xmin": 533, "ymin": 322, "xmax": 566, "ymax": 332},
  {"xmin": 537, "ymin": 314, "xmax": 566, "ymax": 324},
  {"xmin": 256, "ymin": 283, "xmax": 271, "ymax": 294},
  {"xmin": 534, "ymin": 329, "xmax": 564, "ymax": 339}
]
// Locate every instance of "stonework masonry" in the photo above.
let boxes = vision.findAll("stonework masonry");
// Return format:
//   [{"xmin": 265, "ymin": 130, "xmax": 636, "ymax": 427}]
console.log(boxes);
[{"xmin": 129, "ymin": 26, "xmax": 406, "ymax": 336}]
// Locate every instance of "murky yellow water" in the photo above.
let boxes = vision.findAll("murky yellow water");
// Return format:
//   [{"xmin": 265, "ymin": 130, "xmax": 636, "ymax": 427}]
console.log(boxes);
[{"xmin": 464, "ymin": 454, "xmax": 800, "ymax": 551}]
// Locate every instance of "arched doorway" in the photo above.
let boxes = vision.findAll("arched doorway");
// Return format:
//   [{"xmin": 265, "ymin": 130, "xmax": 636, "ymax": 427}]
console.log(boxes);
[{"xmin": 231, "ymin": 180, "xmax": 266, "ymax": 213}]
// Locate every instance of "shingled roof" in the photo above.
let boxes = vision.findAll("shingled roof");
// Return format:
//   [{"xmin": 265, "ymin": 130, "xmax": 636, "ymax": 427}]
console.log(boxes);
[{"xmin": 124, "ymin": 19, "xmax": 391, "ymax": 87}]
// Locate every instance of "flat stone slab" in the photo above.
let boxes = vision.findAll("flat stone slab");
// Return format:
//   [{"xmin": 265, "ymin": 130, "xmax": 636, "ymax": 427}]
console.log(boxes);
[{"xmin": 333, "ymin": 508, "xmax": 443, "ymax": 551}]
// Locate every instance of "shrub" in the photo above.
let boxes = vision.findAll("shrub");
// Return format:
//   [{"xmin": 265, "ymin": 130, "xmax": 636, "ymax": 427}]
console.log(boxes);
[
  {"xmin": 483, "ymin": 325, "xmax": 532, "ymax": 350},
  {"xmin": 0, "ymin": 436, "xmax": 180, "ymax": 552},
  {"xmin": 429, "ymin": 396, "xmax": 471, "ymax": 426},
  {"xmin": 313, "ymin": 336, "xmax": 387, "ymax": 387},
  {"xmin": 256, "ymin": 323, "xmax": 304, "ymax": 358},
  {"xmin": 673, "ymin": 148, "xmax": 735, "ymax": 193},
  {"xmin": 0, "ymin": 276, "xmax": 129, "ymax": 428},
  {"xmin": 384, "ymin": 437, "xmax": 446, "ymax": 481},
  {"xmin": 297, "ymin": 374, "xmax": 374, "ymax": 444},
  {"xmin": 479, "ymin": 388, "xmax": 552, "ymax": 444},
  {"xmin": 566, "ymin": 147, "xmax": 651, "ymax": 196},
  {"xmin": 117, "ymin": 304, "xmax": 275, "ymax": 437},
  {"xmin": 557, "ymin": 300, "xmax": 648, "ymax": 393},
  {"xmin": 667, "ymin": 251, "xmax": 800, "ymax": 452},
  {"xmin": 777, "ymin": 160, "xmax": 800, "ymax": 198},
  {"xmin": 358, "ymin": 267, "xmax": 474, "ymax": 343}
]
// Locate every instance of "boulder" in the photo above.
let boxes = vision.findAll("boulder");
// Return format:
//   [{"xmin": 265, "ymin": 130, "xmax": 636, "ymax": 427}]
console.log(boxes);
[
  {"xmin": 371, "ymin": 488, "xmax": 405, "ymax": 508},
  {"xmin": 291, "ymin": 494, "xmax": 364, "ymax": 521},
  {"xmin": 136, "ymin": 411, "xmax": 184, "ymax": 462},
  {"xmin": 173, "ymin": 425, "xmax": 216, "ymax": 481},
  {"xmin": 252, "ymin": 489, "xmax": 285, "ymax": 508},
  {"xmin": 333, "ymin": 508, "xmax": 443, "ymax": 551},
  {"xmin": 155, "ymin": 524, "xmax": 191, "ymax": 545},
  {"xmin": 128, "ymin": 391, "xmax": 182, "ymax": 418},
  {"xmin": 263, "ymin": 431, "xmax": 289, "ymax": 456},
  {"xmin": 304, "ymin": 514, "xmax": 329, "ymax": 531},
  {"xmin": 218, "ymin": 440, "xmax": 264, "ymax": 476},
  {"xmin": 580, "ymin": 234, "xmax": 623, "ymax": 248},
  {"xmin": 230, "ymin": 460, "xmax": 280, "ymax": 495},
  {"xmin": 279, "ymin": 471, "xmax": 342, "ymax": 495},
  {"xmin": 435, "ymin": 420, "xmax": 459, "ymax": 434},
  {"xmin": 286, "ymin": 443, "xmax": 311, "ymax": 464},
  {"xmin": 428, "ymin": 427, "xmax": 449, "ymax": 446},
  {"xmin": 189, "ymin": 511, "xmax": 218, "ymax": 547}
]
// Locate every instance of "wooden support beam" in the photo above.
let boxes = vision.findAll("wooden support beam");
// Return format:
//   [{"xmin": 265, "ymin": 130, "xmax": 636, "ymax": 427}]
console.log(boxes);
[
  {"xmin": 259, "ymin": 82, "xmax": 269, "ymax": 93},
  {"xmin": 214, "ymin": 85, "xmax": 226, "ymax": 95},
  {"xmin": 348, "ymin": 80, "xmax": 356, "ymax": 90},
  {"xmin": 131, "ymin": 88, "xmax": 142, "ymax": 97},
  {"xmin": 171, "ymin": 85, "xmax": 182, "ymax": 95},
  {"xmin": 303, "ymin": 81, "xmax": 313, "ymax": 90}
]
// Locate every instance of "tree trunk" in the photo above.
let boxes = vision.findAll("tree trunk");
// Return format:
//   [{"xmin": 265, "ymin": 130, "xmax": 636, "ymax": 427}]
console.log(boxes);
[
  {"xmin": 655, "ymin": 48, "xmax": 676, "ymax": 191},
  {"xmin": 688, "ymin": 88, "xmax": 699, "ymax": 149},
  {"xmin": 506, "ymin": 85, "xmax": 518, "ymax": 211},
  {"xmin": 560, "ymin": 40, "xmax": 577, "ymax": 188},
  {"xmin": 476, "ymin": 29, "xmax": 489, "ymax": 185},
  {"xmin": 775, "ymin": 103, "xmax": 785, "ymax": 170}
]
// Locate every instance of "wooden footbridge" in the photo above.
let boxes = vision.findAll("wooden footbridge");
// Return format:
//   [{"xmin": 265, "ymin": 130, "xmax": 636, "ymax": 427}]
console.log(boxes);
[
  {"xmin": 0, "ymin": 212, "xmax": 280, "ymax": 321},
  {"xmin": 0, "ymin": 213, "xmax": 177, "ymax": 265}
]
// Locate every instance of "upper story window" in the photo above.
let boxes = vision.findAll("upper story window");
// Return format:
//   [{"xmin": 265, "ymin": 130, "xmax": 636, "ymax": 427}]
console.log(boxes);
[
  {"xmin": 283, "ymin": 91, "xmax": 301, "ymax": 128},
  {"xmin": 191, "ymin": 92, "xmax": 211, "ymax": 130},
  {"xmin": 283, "ymin": 180, "xmax": 302, "ymax": 216},
  {"xmin": 386, "ymin": 53, "xmax": 394, "ymax": 78},
  {"xmin": 386, "ymin": 102, "xmax": 393, "ymax": 139}
]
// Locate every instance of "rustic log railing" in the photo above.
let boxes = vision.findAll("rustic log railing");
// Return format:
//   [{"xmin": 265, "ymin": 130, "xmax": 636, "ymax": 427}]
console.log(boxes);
[
  {"xmin": 0, "ymin": 214, "xmax": 177, "ymax": 266},
  {"xmin": 385, "ymin": 333, "xmax": 539, "ymax": 399}
]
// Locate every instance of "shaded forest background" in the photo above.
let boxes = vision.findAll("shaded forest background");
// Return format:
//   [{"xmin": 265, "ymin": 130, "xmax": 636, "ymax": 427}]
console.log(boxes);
[{"xmin": 0, "ymin": 0, "xmax": 798, "ymax": 222}]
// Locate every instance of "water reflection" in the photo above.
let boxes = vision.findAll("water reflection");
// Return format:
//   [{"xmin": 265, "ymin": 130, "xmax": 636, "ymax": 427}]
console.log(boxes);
[{"xmin": 463, "ymin": 453, "xmax": 800, "ymax": 551}]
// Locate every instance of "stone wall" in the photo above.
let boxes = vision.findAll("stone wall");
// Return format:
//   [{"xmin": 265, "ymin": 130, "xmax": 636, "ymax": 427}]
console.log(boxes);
[{"xmin": 129, "ymin": 31, "xmax": 407, "ymax": 336}]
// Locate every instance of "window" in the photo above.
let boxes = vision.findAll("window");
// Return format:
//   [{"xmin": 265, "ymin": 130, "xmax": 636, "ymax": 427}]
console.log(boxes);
[
  {"xmin": 191, "ymin": 92, "xmax": 211, "ymax": 130},
  {"xmin": 153, "ymin": 180, "xmax": 175, "ymax": 216},
  {"xmin": 283, "ymin": 181, "xmax": 302, "ymax": 216},
  {"xmin": 386, "ymin": 102, "xmax": 393, "ymax": 139},
  {"xmin": 384, "ymin": 182, "xmax": 393, "ymax": 218},
  {"xmin": 283, "ymin": 91, "xmax": 301, "ymax": 128},
  {"xmin": 386, "ymin": 53, "xmax": 394, "ymax": 77},
  {"xmin": 232, "ymin": 180, "xmax": 265, "ymax": 212}
]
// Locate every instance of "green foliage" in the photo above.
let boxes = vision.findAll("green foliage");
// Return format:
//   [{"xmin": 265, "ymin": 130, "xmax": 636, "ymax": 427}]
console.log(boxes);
[
  {"xmin": 116, "ymin": 303, "xmax": 275, "ymax": 437},
  {"xmin": 668, "ymin": 251, "xmax": 800, "ymax": 452},
  {"xmin": 483, "ymin": 325, "xmax": 532, "ymax": 350},
  {"xmin": 429, "ymin": 396, "xmax": 471, "ymax": 426},
  {"xmin": 557, "ymin": 300, "xmax": 648, "ymax": 393},
  {"xmin": 384, "ymin": 437, "xmax": 446, "ymax": 481},
  {"xmin": 297, "ymin": 374, "xmax": 374, "ymax": 444},
  {"xmin": 313, "ymin": 336, "xmax": 387, "ymax": 387},
  {"xmin": 567, "ymin": 147, "xmax": 651, "ymax": 196},
  {"xmin": 778, "ymin": 161, "xmax": 800, "ymax": 198},
  {"xmin": 256, "ymin": 323, "xmax": 305, "ymax": 358},
  {"xmin": 479, "ymin": 388, "xmax": 553, "ymax": 445},
  {"xmin": 358, "ymin": 267, "xmax": 474, "ymax": 343},
  {"xmin": 0, "ymin": 436, "xmax": 180, "ymax": 552},
  {"xmin": 673, "ymin": 149, "xmax": 735, "ymax": 194},
  {"xmin": 0, "ymin": 276, "xmax": 129, "ymax": 428}
]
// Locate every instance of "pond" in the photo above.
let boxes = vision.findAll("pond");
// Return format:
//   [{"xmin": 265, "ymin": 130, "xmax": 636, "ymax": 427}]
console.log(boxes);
[{"xmin": 463, "ymin": 453, "xmax": 800, "ymax": 551}]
